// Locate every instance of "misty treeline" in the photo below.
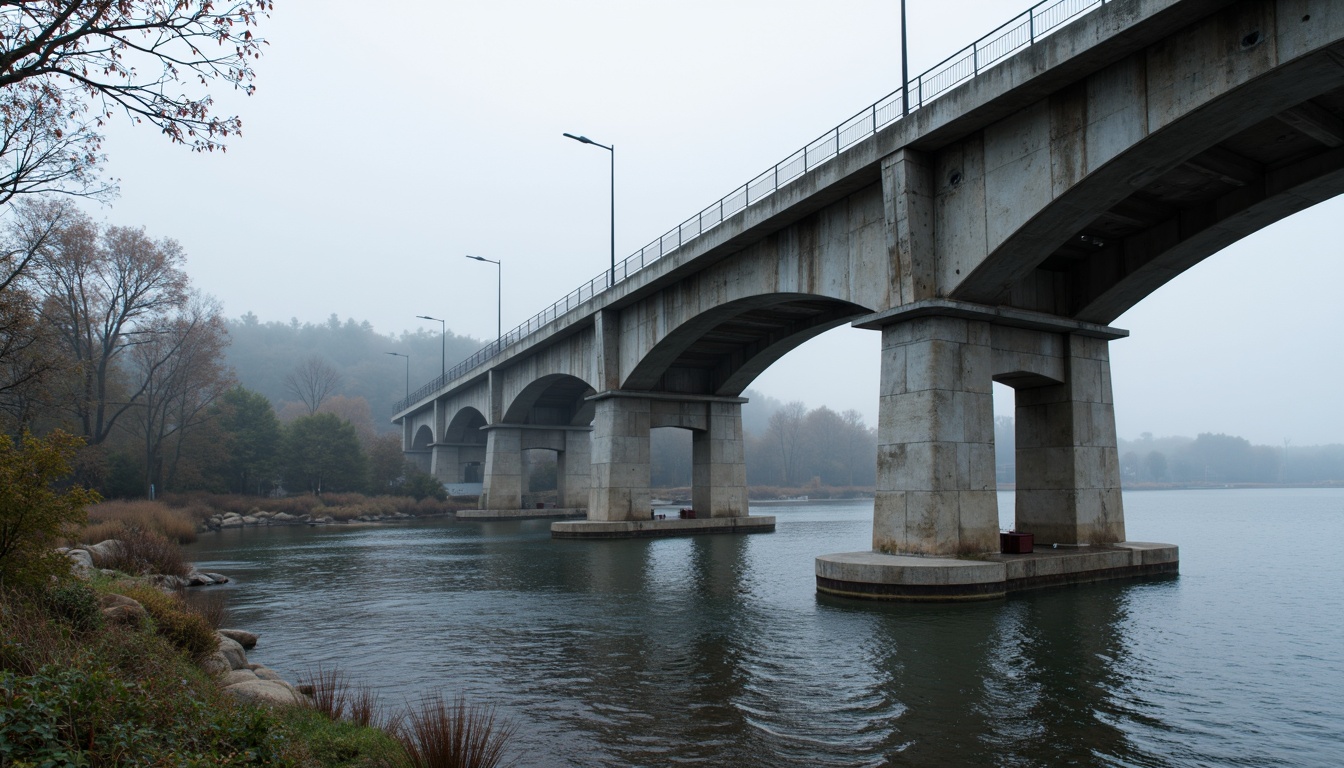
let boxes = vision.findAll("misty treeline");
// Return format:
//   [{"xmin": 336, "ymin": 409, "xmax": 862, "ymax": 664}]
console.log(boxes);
[
  {"xmin": 993, "ymin": 416, "xmax": 1344, "ymax": 485},
  {"xmin": 0, "ymin": 201, "xmax": 450, "ymax": 500},
  {"xmin": 644, "ymin": 393, "xmax": 878, "ymax": 491}
]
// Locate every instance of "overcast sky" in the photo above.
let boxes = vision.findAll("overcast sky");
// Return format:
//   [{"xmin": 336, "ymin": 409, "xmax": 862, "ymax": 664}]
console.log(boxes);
[{"xmin": 87, "ymin": 0, "xmax": 1343, "ymax": 446}]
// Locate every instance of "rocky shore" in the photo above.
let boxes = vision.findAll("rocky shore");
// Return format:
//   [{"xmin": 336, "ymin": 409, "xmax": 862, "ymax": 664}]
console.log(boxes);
[
  {"xmin": 201, "ymin": 508, "xmax": 431, "ymax": 532},
  {"xmin": 64, "ymin": 540, "xmax": 309, "ymax": 707}
]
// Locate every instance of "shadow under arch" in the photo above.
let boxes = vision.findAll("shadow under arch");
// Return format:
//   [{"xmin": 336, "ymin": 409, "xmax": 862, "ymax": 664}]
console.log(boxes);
[
  {"xmin": 623, "ymin": 293, "xmax": 874, "ymax": 396},
  {"xmin": 410, "ymin": 424, "xmax": 434, "ymax": 450},
  {"xmin": 444, "ymin": 406, "xmax": 487, "ymax": 444},
  {"xmin": 502, "ymin": 373, "xmax": 597, "ymax": 426}
]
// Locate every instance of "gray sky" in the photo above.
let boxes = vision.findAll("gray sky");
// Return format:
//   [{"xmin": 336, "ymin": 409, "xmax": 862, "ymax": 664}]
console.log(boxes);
[{"xmin": 89, "ymin": 0, "xmax": 1343, "ymax": 446}]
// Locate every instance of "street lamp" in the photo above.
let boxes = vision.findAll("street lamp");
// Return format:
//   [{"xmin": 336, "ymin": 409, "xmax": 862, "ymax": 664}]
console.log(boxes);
[
  {"xmin": 464, "ymin": 255, "xmax": 501, "ymax": 347},
  {"xmin": 416, "ymin": 315, "xmax": 445, "ymax": 376},
  {"xmin": 562, "ymin": 132, "xmax": 615, "ymax": 288},
  {"xmin": 386, "ymin": 352, "xmax": 409, "ymax": 401},
  {"xmin": 901, "ymin": 0, "xmax": 910, "ymax": 116}
]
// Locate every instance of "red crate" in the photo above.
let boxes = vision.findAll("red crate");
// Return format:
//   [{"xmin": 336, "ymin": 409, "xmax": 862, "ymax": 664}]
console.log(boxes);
[{"xmin": 1000, "ymin": 531, "xmax": 1034, "ymax": 554}]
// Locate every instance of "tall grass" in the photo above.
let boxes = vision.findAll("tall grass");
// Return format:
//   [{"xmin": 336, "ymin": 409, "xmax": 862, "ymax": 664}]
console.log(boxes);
[
  {"xmin": 89, "ymin": 525, "xmax": 191, "ymax": 578},
  {"xmin": 396, "ymin": 694, "xmax": 516, "ymax": 768},
  {"xmin": 83, "ymin": 500, "xmax": 199, "ymax": 544}
]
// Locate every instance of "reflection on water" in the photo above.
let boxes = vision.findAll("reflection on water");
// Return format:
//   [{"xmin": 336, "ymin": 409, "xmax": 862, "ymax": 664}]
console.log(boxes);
[{"xmin": 189, "ymin": 490, "xmax": 1344, "ymax": 767}]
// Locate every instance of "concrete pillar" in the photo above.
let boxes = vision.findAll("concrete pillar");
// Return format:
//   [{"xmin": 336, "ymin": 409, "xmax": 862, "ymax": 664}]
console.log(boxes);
[
  {"xmin": 589, "ymin": 396, "xmax": 651, "ymax": 521},
  {"xmin": 429, "ymin": 444, "xmax": 460, "ymax": 483},
  {"xmin": 692, "ymin": 401, "xmax": 748, "ymax": 518},
  {"xmin": 1014, "ymin": 334, "xmax": 1125, "ymax": 546},
  {"xmin": 557, "ymin": 430, "xmax": 591, "ymax": 509},
  {"xmin": 481, "ymin": 427, "xmax": 523, "ymax": 510},
  {"xmin": 873, "ymin": 315, "xmax": 998, "ymax": 556}
]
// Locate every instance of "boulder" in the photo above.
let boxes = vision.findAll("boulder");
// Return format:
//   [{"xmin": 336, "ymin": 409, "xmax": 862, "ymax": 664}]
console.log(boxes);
[
  {"xmin": 222, "ymin": 680, "xmax": 308, "ymax": 707},
  {"xmin": 186, "ymin": 572, "xmax": 216, "ymax": 587},
  {"xmin": 98, "ymin": 593, "xmax": 147, "ymax": 625},
  {"xmin": 222, "ymin": 512, "xmax": 241, "ymax": 519},
  {"xmin": 252, "ymin": 667, "xmax": 286, "ymax": 682},
  {"xmin": 200, "ymin": 653, "xmax": 232, "ymax": 678},
  {"xmin": 271, "ymin": 512, "xmax": 297, "ymax": 523},
  {"xmin": 222, "ymin": 668, "xmax": 260, "ymax": 686},
  {"xmin": 65, "ymin": 549, "xmax": 94, "ymax": 571},
  {"xmin": 241, "ymin": 516, "xmax": 259, "ymax": 525},
  {"xmin": 218, "ymin": 628, "xmax": 258, "ymax": 650},
  {"xmin": 219, "ymin": 517, "xmax": 244, "ymax": 529},
  {"xmin": 84, "ymin": 539, "xmax": 125, "ymax": 565},
  {"xmin": 215, "ymin": 634, "xmax": 249, "ymax": 670},
  {"xmin": 202, "ymin": 572, "xmax": 230, "ymax": 584}
]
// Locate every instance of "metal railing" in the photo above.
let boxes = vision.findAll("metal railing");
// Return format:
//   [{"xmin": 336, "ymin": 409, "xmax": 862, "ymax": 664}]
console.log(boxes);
[{"xmin": 396, "ymin": 0, "xmax": 1109, "ymax": 413}]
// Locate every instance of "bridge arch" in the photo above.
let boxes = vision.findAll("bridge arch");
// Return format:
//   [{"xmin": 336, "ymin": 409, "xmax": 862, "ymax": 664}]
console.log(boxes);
[
  {"xmin": 623, "ymin": 293, "xmax": 873, "ymax": 396},
  {"xmin": 949, "ymin": 33, "xmax": 1344, "ymax": 324},
  {"xmin": 411, "ymin": 425, "xmax": 434, "ymax": 451},
  {"xmin": 502, "ymin": 374, "xmax": 597, "ymax": 426},
  {"xmin": 444, "ymin": 407, "xmax": 488, "ymax": 444}
]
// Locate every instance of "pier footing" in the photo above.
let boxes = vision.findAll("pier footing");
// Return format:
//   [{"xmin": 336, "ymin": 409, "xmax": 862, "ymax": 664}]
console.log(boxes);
[
  {"xmin": 457, "ymin": 508, "xmax": 587, "ymax": 522},
  {"xmin": 552, "ymin": 515, "xmax": 775, "ymax": 539},
  {"xmin": 816, "ymin": 541, "xmax": 1178, "ymax": 601}
]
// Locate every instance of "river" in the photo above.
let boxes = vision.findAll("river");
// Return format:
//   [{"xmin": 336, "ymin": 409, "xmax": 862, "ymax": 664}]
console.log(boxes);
[{"xmin": 187, "ymin": 488, "xmax": 1344, "ymax": 767}]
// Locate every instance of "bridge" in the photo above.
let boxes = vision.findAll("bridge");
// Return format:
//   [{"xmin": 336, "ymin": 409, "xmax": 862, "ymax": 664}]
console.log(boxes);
[{"xmin": 394, "ymin": 0, "xmax": 1344, "ymax": 598}]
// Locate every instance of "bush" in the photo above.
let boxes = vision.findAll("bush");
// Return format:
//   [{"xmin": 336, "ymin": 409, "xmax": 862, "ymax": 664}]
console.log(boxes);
[
  {"xmin": 114, "ymin": 585, "xmax": 218, "ymax": 663},
  {"xmin": 91, "ymin": 524, "xmax": 192, "ymax": 577},
  {"xmin": 39, "ymin": 580, "xmax": 103, "ymax": 634},
  {"xmin": 0, "ymin": 431, "xmax": 100, "ymax": 588}
]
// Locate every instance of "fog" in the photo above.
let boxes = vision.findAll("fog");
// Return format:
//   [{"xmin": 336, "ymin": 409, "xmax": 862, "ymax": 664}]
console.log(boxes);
[{"xmin": 86, "ymin": 0, "xmax": 1344, "ymax": 446}]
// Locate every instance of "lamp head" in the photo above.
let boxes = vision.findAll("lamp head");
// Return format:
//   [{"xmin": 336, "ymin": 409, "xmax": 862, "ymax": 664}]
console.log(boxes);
[{"xmin": 563, "ymin": 132, "xmax": 595, "ymax": 145}]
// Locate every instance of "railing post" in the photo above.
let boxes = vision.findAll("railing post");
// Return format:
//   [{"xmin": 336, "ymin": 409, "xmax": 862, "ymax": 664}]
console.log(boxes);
[
  {"xmin": 1030, "ymin": 7, "xmax": 1035, "ymax": 43},
  {"xmin": 974, "ymin": 42, "xmax": 979, "ymax": 75},
  {"xmin": 804, "ymin": 145, "xmax": 809, "ymax": 171}
]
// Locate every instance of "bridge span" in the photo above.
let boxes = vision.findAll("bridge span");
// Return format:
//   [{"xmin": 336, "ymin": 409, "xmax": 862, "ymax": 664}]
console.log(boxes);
[{"xmin": 394, "ymin": 0, "xmax": 1344, "ymax": 598}]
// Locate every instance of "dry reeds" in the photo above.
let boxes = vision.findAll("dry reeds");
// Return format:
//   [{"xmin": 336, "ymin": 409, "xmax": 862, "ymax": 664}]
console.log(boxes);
[
  {"xmin": 182, "ymin": 588, "xmax": 229, "ymax": 630},
  {"xmin": 83, "ymin": 500, "xmax": 198, "ymax": 544},
  {"xmin": 91, "ymin": 525, "xmax": 191, "ymax": 578},
  {"xmin": 303, "ymin": 665, "xmax": 396, "ymax": 731},
  {"xmin": 395, "ymin": 694, "xmax": 516, "ymax": 768}
]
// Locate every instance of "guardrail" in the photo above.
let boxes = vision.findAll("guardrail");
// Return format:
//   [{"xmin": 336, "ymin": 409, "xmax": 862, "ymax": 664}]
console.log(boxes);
[{"xmin": 396, "ymin": 0, "xmax": 1109, "ymax": 413}]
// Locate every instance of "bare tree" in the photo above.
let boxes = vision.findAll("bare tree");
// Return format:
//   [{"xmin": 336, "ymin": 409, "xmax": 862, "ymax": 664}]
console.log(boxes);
[
  {"xmin": 765, "ymin": 401, "xmax": 807, "ymax": 486},
  {"xmin": 0, "ymin": 1, "xmax": 273, "ymax": 203},
  {"xmin": 284, "ymin": 356, "xmax": 341, "ymax": 415},
  {"xmin": 126, "ymin": 294, "xmax": 232, "ymax": 495},
  {"xmin": 38, "ymin": 207, "xmax": 190, "ymax": 444}
]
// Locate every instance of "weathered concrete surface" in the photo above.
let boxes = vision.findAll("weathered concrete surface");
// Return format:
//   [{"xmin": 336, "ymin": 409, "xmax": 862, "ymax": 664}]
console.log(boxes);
[
  {"xmin": 551, "ymin": 516, "xmax": 776, "ymax": 539},
  {"xmin": 816, "ymin": 541, "xmax": 1178, "ymax": 601}
]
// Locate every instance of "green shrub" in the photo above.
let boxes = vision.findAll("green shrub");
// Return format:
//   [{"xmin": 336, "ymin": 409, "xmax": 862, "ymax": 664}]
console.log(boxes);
[
  {"xmin": 0, "ymin": 664, "xmax": 289, "ymax": 766},
  {"xmin": 40, "ymin": 580, "xmax": 103, "ymax": 633},
  {"xmin": 0, "ymin": 430, "xmax": 100, "ymax": 588}
]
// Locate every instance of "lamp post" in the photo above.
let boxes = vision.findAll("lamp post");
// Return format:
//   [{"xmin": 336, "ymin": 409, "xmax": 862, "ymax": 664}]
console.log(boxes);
[
  {"xmin": 464, "ymin": 255, "xmax": 501, "ymax": 347},
  {"xmin": 416, "ymin": 315, "xmax": 445, "ymax": 376},
  {"xmin": 562, "ymin": 132, "xmax": 615, "ymax": 288},
  {"xmin": 901, "ymin": 0, "xmax": 910, "ymax": 116},
  {"xmin": 386, "ymin": 352, "xmax": 409, "ymax": 401}
]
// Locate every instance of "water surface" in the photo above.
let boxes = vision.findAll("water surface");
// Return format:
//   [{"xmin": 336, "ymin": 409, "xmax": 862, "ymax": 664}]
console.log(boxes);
[{"xmin": 189, "ymin": 489, "xmax": 1344, "ymax": 767}]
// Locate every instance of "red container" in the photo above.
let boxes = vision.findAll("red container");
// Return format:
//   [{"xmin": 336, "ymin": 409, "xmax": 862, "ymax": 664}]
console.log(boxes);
[{"xmin": 1000, "ymin": 531, "xmax": 1034, "ymax": 554}]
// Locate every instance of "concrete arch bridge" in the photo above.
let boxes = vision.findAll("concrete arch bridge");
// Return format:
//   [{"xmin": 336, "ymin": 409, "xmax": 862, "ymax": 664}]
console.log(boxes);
[{"xmin": 395, "ymin": 0, "xmax": 1344, "ymax": 598}]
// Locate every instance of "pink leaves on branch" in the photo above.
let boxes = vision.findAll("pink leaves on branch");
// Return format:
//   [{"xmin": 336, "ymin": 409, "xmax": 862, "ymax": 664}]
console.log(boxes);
[{"xmin": 0, "ymin": 1, "xmax": 274, "ymax": 200}]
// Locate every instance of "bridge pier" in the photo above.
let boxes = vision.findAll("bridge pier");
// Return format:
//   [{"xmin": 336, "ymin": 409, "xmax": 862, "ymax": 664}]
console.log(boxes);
[
  {"xmin": 817, "ymin": 300, "xmax": 1176, "ymax": 600},
  {"xmin": 480, "ymin": 426, "xmax": 523, "ymax": 511},
  {"xmin": 553, "ymin": 392, "xmax": 772, "ymax": 538}
]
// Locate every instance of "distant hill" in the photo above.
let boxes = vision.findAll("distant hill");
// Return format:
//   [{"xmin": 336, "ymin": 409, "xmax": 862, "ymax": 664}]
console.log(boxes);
[{"xmin": 224, "ymin": 313, "xmax": 484, "ymax": 431}]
